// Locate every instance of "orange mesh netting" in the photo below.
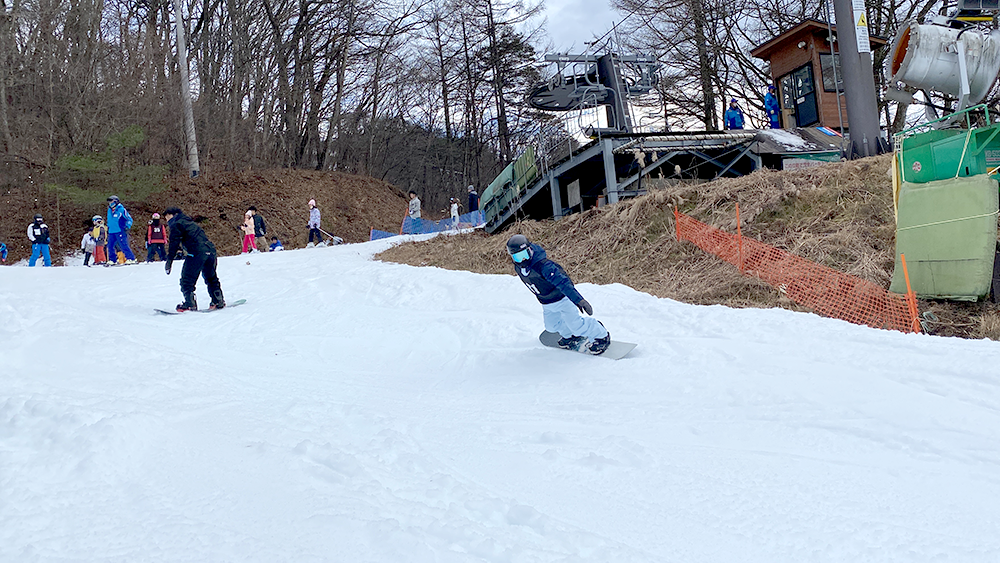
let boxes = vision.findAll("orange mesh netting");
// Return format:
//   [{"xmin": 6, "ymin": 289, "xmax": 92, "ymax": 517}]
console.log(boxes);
[{"xmin": 674, "ymin": 207, "xmax": 920, "ymax": 333}]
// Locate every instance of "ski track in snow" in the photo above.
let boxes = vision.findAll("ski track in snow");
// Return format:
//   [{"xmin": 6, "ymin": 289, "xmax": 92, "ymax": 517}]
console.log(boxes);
[{"xmin": 2, "ymin": 237, "xmax": 1000, "ymax": 562}]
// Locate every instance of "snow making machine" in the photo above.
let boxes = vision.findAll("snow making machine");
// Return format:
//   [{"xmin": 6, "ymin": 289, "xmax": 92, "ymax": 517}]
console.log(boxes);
[{"xmin": 886, "ymin": 0, "xmax": 1000, "ymax": 301}]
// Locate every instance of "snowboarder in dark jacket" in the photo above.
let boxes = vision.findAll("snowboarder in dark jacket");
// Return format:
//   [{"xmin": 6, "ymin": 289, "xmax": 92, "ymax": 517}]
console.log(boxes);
[
  {"xmin": 506, "ymin": 234, "xmax": 610, "ymax": 354},
  {"xmin": 163, "ymin": 207, "xmax": 225, "ymax": 312}
]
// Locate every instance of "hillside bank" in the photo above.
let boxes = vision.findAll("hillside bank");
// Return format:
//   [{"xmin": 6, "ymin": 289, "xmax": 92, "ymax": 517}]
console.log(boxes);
[{"xmin": 376, "ymin": 155, "xmax": 1000, "ymax": 341}]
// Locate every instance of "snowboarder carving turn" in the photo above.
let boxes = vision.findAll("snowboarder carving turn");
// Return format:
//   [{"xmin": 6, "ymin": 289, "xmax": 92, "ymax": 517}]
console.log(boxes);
[
  {"xmin": 506, "ymin": 234, "xmax": 611, "ymax": 355},
  {"xmin": 163, "ymin": 207, "xmax": 225, "ymax": 312}
]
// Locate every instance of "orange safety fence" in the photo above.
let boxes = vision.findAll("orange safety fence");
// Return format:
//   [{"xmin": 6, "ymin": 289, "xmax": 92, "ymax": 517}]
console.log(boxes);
[{"xmin": 674, "ymin": 206, "xmax": 921, "ymax": 334}]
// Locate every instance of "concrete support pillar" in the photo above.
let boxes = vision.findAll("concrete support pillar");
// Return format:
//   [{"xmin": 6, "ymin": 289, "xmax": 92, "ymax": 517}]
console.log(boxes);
[
  {"xmin": 602, "ymin": 138, "xmax": 619, "ymax": 204},
  {"xmin": 549, "ymin": 174, "xmax": 562, "ymax": 219}
]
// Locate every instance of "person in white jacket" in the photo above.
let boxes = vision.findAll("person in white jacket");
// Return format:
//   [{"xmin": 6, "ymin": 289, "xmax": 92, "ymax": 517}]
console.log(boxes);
[{"xmin": 307, "ymin": 199, "xmax": 323, "ymax": 247}]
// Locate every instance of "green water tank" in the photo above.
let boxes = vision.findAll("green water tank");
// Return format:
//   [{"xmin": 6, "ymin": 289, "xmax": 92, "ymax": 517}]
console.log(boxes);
[{"xmin": 890, "ymin": 174, "xmax": 999, "ymax": 301}]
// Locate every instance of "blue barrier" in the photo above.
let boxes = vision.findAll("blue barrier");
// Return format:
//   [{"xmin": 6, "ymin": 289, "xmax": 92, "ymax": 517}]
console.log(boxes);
[
  {"xmin": 401, "ymin": 210, "xmax": 484, "ymax": 235},
  {"xmin": 370, "ymin": 229, "xmax": 398, "ymax": 241}
]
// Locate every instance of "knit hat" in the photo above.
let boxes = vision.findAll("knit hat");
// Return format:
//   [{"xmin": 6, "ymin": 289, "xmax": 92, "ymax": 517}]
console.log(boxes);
[
  {"xmin": 152, "ymin": 213, "xmax": 160, "ymax": 219},
  {"xmin": 309, "ymin": 199, "xmax": 316, "ymax": 206}
]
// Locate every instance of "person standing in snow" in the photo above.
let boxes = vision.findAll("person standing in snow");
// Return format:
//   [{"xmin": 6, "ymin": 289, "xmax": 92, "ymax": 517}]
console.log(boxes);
[
  {"xmin": 81, "ymin": 229, "xmax": 97, "ymax": 266},
  {"xmin": 724, "ymin": 99, "xmax": 745, "ymax": 130},
  {"xmin": 248, "ymin": 206, "xmax": 267, "ymax": 251},
  {"xmin": 0, "ymin": 241, "xmax": 7, "ymax": 263},
  {"xmin": 449, "ymin": 197, "xmax": 461, "ymax": 230},
  {"xmin": 145, "ymin": 213, "xmax": 169, "ymax": 262},
  {"xmin": 163, "ymin": 206, "xmax": 225, "ymax": 312},
  {"xmin": 307, "ymin": 199, "xmax": 323, "ymax": 247},
  {"xmin": 467, "ymin": 185, "xmax": 481, "ymax": 225},
  {"xmin": 241, "ymin": 211, "xmax": 258, "ymax": 253},
  {"xmin": 27, "ymin": 213, "xmax": 52, "ymax": 267},
  {"xmin": 105, "ymin": 195, "xmax": 137, "ymax": 264},
  {"xmin": 90, "ymin": 215, "xmax": 108, "ymax": 265},
  {"xmin": 764, "ymin": 85, "xmax": 781, "ymax": 129},
  {"xmin": 506, "ymin": 234, "xmax": 611, "ymax": 355},
  {"xmin": 408, "ymin": 191, "xmax": 421, "ymax": 219}
]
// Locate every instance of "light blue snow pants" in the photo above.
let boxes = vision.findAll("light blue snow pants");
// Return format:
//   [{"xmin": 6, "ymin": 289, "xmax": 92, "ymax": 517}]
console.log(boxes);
[{"xmin": 541, "ymin": 297, "xmax": 608, "ymax": 339}]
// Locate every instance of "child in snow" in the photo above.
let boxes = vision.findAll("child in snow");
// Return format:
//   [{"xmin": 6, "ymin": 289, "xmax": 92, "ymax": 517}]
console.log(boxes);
[
  {"xmin": 307, "ymin": 199, "xmax": 322, "ymax": 247},
  {"xmin": 408, "ymin": 191, "xmax": 421, "ymax": 219},
  {"xmin": 449, "ymin": 197, "xmax": 461, "ymax": 230},
  {"xmin": 241, "ymin": 211, "xmax": 258, "ymax": 253},
  {"xmin": 81, "ymin": 230, "xmax": 97, "ymax": 266},
  {"xmin": 145, "ymin": 213, "xmax": 169, "ymax": 262},
  {"xmin": 27, "ymin": 213, "xmax": 52, "ymax": 267},
  {"xmin": 105, "ymin": 195, "xmax": 137, "ymax": 264},
  {"xmin": 90, "ymin": 215, "xmax": 108, "ymax": 265},
  {"xmin": 0, "ymin": 241, "xmax": 7, "ymax": 263},
  {"xmin": 269, "ymin": 236, "xmax": 284, "ymax": 251},
  {"xmin": 506, "ymin": 234, "xmax": 611, "ymax": 355}
]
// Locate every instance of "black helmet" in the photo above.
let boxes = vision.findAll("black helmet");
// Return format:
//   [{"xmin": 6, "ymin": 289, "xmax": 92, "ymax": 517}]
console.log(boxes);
[
  {"xmin": 34, "ymin": 213, "xmax": 43, "ymax": 221},
  {"xmin": 506, "ymin": 234, "xmax": 532, "ymax": 263}
]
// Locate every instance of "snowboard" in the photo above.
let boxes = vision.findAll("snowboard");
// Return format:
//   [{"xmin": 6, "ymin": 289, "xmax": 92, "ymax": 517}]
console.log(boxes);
[
  {"xmin": 538, "ymin": 330, "xmax": 637, "ymax": 360},
  {"xmin": 155, "ymin": 298, "xmax": 247, "ymax": 315}
]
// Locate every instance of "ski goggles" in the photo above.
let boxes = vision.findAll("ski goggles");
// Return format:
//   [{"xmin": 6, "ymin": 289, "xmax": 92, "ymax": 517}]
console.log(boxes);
[{"xmin": 509, "ymin": 248, "xmax": 530, "ymax": 263}]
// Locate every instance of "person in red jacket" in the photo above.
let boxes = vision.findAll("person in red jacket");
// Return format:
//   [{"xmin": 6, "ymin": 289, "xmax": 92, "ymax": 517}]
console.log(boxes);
[{"xmin": 145, "ymin": 213, "xmax": 169, "ymax": 262}]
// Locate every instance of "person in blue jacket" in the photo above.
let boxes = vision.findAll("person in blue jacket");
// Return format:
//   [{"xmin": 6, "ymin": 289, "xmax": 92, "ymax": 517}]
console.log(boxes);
[
  {"xmin": 27, "ymin": 213, "xmax": 52, "ymax": 267},
  {"xmin": 764, "ymin": 85, "xmax": 780, "ymax": 129},
  {"xmin": 506, "ymin": 234, "xmax": 611, "ymax": 354},
  {"xmin": 106, "ymin": 195, "xmax": 137, "ymax": 263},
  {"xmin": 0, "ymin": 241, "xmax": 7, "ymax": 263},
  {"xmin": 724, "ymin": 99, "xmax": 744, "ymax": 130}
]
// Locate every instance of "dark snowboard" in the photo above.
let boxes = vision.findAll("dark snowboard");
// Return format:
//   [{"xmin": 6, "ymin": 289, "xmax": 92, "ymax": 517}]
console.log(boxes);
[
  {"xmin": 155, "ymin": 298, "xmax": 247, "ymax": 315},
  {"xmin": 538, "ymin": 330, "xmax": 637, "ymax": 360}
]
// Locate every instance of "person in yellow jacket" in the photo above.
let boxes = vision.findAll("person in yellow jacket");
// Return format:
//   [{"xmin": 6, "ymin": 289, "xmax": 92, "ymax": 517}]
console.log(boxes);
[{"xmin": 90, "ymin": 215, "xmax": 108, "ymax": 265}]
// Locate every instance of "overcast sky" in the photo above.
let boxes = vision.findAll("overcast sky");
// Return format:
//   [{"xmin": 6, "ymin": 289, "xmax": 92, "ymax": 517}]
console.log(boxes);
[{"xmin": 541, "ymin": 0, "xmax": 625, "ymax": 53}]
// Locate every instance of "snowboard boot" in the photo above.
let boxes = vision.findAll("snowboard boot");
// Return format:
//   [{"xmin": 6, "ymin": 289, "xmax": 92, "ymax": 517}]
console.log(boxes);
[
  {"xmin": 176, "ymin": 292, "xmax": 197, "ymax": 312},
  {"xmin": 209, "ymin": 289, "xmax": 226, "ymax": 310},
  {"xmin": 557, "ymin": 335, "xmax": 587, "ymax": 351},
  {"xmin": 586, "ymin": 322, "xmax": 611, "ymax": 355}
]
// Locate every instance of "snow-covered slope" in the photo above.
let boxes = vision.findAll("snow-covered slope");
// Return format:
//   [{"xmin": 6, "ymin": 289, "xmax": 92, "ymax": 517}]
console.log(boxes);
[{"xmin": 3, "ymin": 239, "xmax": 1000, "ymax": 562}]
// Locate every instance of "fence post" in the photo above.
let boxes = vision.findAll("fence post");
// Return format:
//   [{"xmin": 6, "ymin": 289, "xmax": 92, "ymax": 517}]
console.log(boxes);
[
  {"xmin": 900, "ymin": 253, "xmax": 921, "ymax": 333},
  {"xmin": 736, "ymin": 202, "xmax": 744, "ymax": 273}
]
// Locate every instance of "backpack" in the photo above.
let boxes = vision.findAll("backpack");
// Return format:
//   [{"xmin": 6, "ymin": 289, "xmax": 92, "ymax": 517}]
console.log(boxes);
[{"xmin": 121, "ymin": 207, "xmax": 133, "ymax": 230}]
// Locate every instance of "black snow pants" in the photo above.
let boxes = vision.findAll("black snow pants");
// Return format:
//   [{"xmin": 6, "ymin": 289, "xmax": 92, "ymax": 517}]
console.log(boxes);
[{"xmin": 180, "ymin": 250, "xmax": 222, "ymax": 296}]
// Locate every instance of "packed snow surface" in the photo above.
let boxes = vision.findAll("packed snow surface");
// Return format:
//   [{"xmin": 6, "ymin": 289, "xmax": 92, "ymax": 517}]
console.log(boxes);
[{"xmin": 3, "ymin": 237, "xmax": 1000, "ymax": 562}]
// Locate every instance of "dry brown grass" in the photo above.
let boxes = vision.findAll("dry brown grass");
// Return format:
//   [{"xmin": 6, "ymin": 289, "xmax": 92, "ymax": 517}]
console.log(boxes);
[{"xmin": 376, "ymin": 154, "xmax": 999, "ymax": 339}]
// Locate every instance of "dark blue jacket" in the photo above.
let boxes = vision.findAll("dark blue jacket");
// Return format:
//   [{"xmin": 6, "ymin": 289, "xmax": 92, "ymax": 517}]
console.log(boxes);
[
  {"xmin": 468, "ymin": 190, "xmax": 479, "ymax": 212},
  {"xmin": 764, "ymin": 92, "xmax": 780, "ymax": 126},
  {"xmin": 513, "ymin": 244, "xmax": 584, "ymax": 305}
]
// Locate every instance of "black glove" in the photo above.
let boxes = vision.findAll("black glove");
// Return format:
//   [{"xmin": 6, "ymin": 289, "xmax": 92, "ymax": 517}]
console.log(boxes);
[
  {"xmin": 577, "ymin": 299, "xmax": 593, "ymax": 316},
  {"xmin": 165, "ymin": 262, "xmax": 172, "ymax": 275}
]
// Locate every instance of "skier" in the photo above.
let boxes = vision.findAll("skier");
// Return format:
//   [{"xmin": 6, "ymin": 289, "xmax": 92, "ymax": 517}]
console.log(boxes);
[
  {"xmin": 90, "ymin": 215, "xmax": 108, "ymax": 265},
  {"xmin": 27, "ymin": 214, "xmax": 52, "ymax": 267},
  {"xmin": 764, "ymin": 85, "xmax": 780, "ymax": 129},
  {"xmin": 0, "ymin": 241, "xmax": 7, "ymax": 263},
  {"xmin": 724, "ymin": 99, "xmax": 745, "ymax": 130},
  {"xmin": 162, "ymin": 206, "xmax": 226, "ymax": 312},
  {"xmin": 81, "ymin": 229, "xmax": 97, "ymax": 266},
  {"xmin": 145, "ymin": 213, "xmax": 169, "ymax": 262},
  {"xmin": 241, "ymin": 211, "xmax": 257, "ymax": 253},
  {"xmin": 248, "ymin": 206, "xmax": 267, "ymax": 251},
  {"xmin": 307, "ymin": 199, "xmax": 323, "ymax": 247},
  {"xmin": 106, "ymin": 195, "xmax": 137, "ymax": 264},
  {"xmin": 506, "ymin": 234, "xmax": 611, "ymax": 354}
]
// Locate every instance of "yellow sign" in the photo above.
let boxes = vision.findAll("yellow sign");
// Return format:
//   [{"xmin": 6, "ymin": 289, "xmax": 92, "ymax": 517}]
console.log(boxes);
[{"xmin": 857, "ymin": 12, "xmax": 867, "ymax": 27}]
